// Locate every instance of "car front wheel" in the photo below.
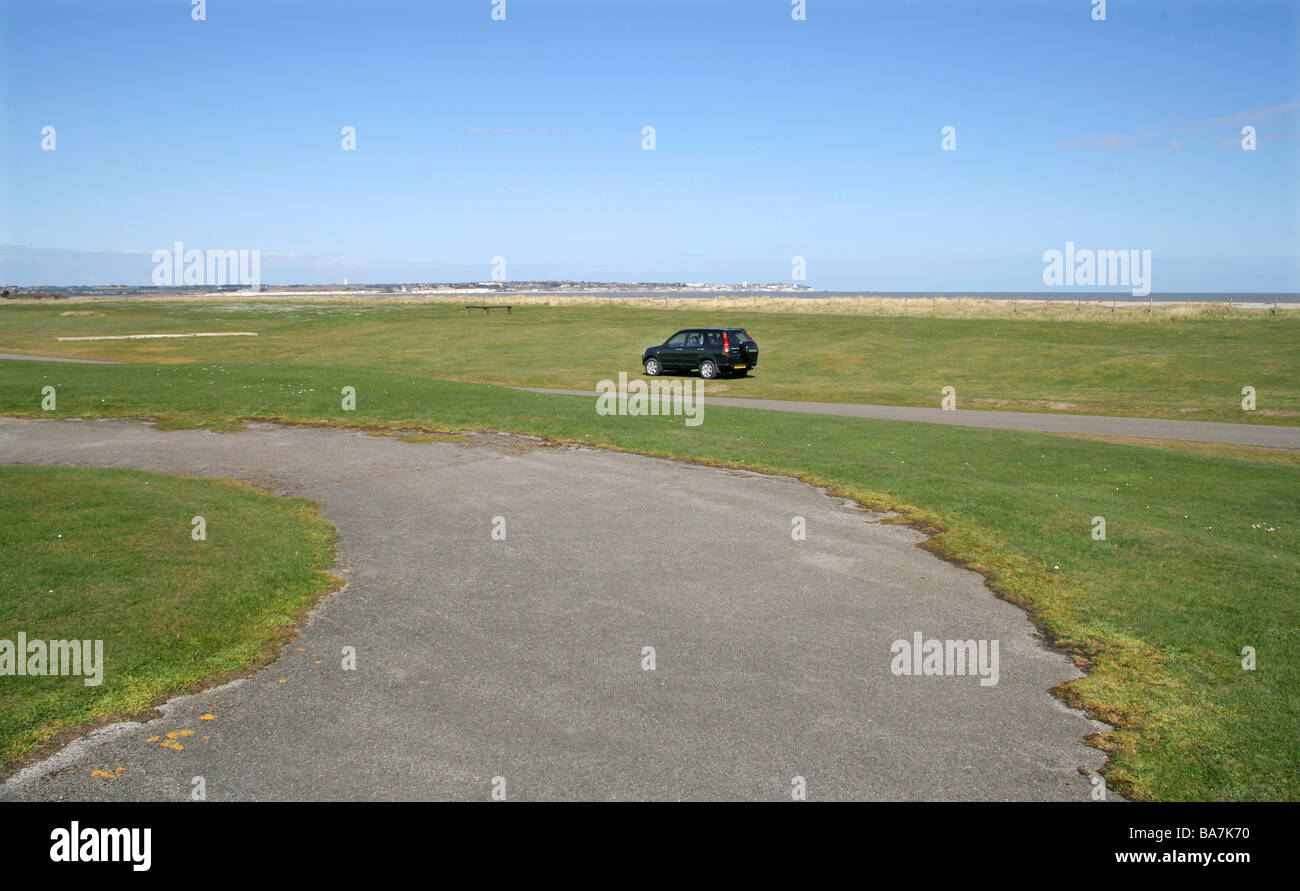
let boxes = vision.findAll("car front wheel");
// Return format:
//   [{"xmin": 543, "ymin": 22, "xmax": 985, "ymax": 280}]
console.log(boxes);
[
  {"xmin": 699, "ymin": 359, "xmax": 718, "ymax": 380},
  {"xmin": 644, "ymin": 357, "xmax": 661, "ymax": 376}
]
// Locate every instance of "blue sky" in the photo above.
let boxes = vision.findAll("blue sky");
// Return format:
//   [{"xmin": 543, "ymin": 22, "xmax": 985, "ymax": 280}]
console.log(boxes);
[{"xmin": 2, "ymin": 0, "xmax": 1297, "ymax": 290}]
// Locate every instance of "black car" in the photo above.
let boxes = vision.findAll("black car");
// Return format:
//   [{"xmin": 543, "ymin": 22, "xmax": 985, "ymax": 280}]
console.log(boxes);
[{"xmin": 642, "ymin": 328, "xmax": 759, "ymax": 379}]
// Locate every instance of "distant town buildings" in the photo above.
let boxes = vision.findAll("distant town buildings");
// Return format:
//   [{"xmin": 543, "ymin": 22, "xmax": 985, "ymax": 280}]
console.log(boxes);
[{"xmin": 5, "ymin": 280, "xmax": 818, "ymax": 299}]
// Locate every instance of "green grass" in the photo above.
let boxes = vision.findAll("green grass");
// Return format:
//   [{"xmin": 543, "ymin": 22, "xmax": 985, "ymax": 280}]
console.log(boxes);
[
  {"xmin": 1, "ymin": 299, "xmax": 1296, "ymax": 423},
  {"xmin": 0, "ymin": 465, "xmax": 338, "ymax": 767},
  {"xmin": 1, "ymin": 353, "xmax": 1296, "ymax": 800}
]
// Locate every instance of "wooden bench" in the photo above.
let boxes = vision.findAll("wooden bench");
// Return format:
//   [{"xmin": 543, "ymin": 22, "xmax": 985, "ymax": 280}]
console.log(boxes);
[{"xmin": 465, "ymin": 305, "xmax": 512, "ymax": 316}]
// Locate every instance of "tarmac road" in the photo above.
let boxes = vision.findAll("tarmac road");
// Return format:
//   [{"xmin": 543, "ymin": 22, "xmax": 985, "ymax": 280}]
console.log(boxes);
[
  {"xmin": 0, "ymin": 418, "xmax": 1110, "ymax": 801},
  {"xmin": 0, "ymin": 353, "xmax": 118, "ymax": 364},
  {"xmin": 519, "ymin": 387, "xmax": 1300, "ymax": 449}
]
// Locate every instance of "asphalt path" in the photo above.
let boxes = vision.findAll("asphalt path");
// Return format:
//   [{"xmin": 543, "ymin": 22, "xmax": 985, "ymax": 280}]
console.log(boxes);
[
  {"xmin": 0, "ymin": 352, "xmax": 118, "ymax": 364},
  {"xmin": 0, "ymin": 419, "xmax": 1109, "ymax": 801},
  {"xmin": 520, "ymin": 387, "xmax": 1300, "ymax": 449}
]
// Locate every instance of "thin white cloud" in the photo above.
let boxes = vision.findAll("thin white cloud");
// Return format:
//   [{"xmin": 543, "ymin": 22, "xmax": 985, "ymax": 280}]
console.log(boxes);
[
  {"xmin": 1205, "ymin": 100, "xmax": 1300, "ymax": 127},
  {"xmin": 1217, "ymin": 128, "xmax": 1300, "ymax": 149},
  {"xmin": 1057, "ymin": 100, "xmax": 1300, "ymax": 149}
]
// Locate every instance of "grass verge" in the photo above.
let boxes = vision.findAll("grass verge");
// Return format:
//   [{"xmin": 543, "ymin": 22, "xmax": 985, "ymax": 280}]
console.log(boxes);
[{"xmin": 0, "ymin": 465, "xmax": 339, "ymax": 769}]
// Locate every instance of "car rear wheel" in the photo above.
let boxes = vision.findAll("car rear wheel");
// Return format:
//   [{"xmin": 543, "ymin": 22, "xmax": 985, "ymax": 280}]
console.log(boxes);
[
  {"xmin": 644, "ymin": 357, "xmax": 661, "ymax": 376},
  {"xmin": 699, "ymin": 359, "xmax": 718, "ymax": 380}
]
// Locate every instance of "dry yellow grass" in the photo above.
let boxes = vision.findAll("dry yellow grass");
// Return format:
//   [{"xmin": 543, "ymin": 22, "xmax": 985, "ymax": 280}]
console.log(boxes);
[{"xmin": 7, "ymin": 291, "xmax": 1291, "ymax": 323}]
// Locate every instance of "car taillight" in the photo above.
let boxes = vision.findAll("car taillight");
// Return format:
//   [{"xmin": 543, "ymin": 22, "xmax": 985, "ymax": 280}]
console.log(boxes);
[{"xmin": 723, "ymin": 332, "xmax": 730, "ymax": 354}]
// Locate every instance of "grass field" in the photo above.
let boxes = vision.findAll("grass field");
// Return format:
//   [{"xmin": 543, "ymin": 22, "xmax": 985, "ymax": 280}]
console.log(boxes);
[
  {"xmin": 0, "ymin": 298, "xmax": 1296, "ymax": 800},
  {"xmin": 1, "ymin": 298, "xmax": 1296, "ymax": 424},
  {"xmin": 0, "ymin": 466, "xmax": 338, "ymax": 767}
]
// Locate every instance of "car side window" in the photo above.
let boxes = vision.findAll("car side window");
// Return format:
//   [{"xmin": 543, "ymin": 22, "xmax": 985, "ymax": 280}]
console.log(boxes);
[
  {"xmin": 684, "ymin": 331, "xmax": 703, "ymax": 348},
  {"xmin": 665, "ymin": 332, "xmax": 687, "ymax": 347},
  {"xmin": 704, "ymin": 331, "xmax": 721, "ymax": 346}
]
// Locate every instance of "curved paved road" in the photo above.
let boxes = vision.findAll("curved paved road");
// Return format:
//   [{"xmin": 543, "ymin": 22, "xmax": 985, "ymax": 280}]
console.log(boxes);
[
  {"xmin": 0, "ymin": 418, "xmax": 1109, "ymax": 801},
  {"xmin": 520, "ymin": 387, "xmax": 1300, "ymax": 449}
]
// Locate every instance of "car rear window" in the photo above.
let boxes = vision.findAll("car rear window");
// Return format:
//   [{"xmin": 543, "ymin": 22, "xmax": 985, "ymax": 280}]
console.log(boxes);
[{"xmin": 730, "ymin": 329, "xmax": 752, "ymax": 343}]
